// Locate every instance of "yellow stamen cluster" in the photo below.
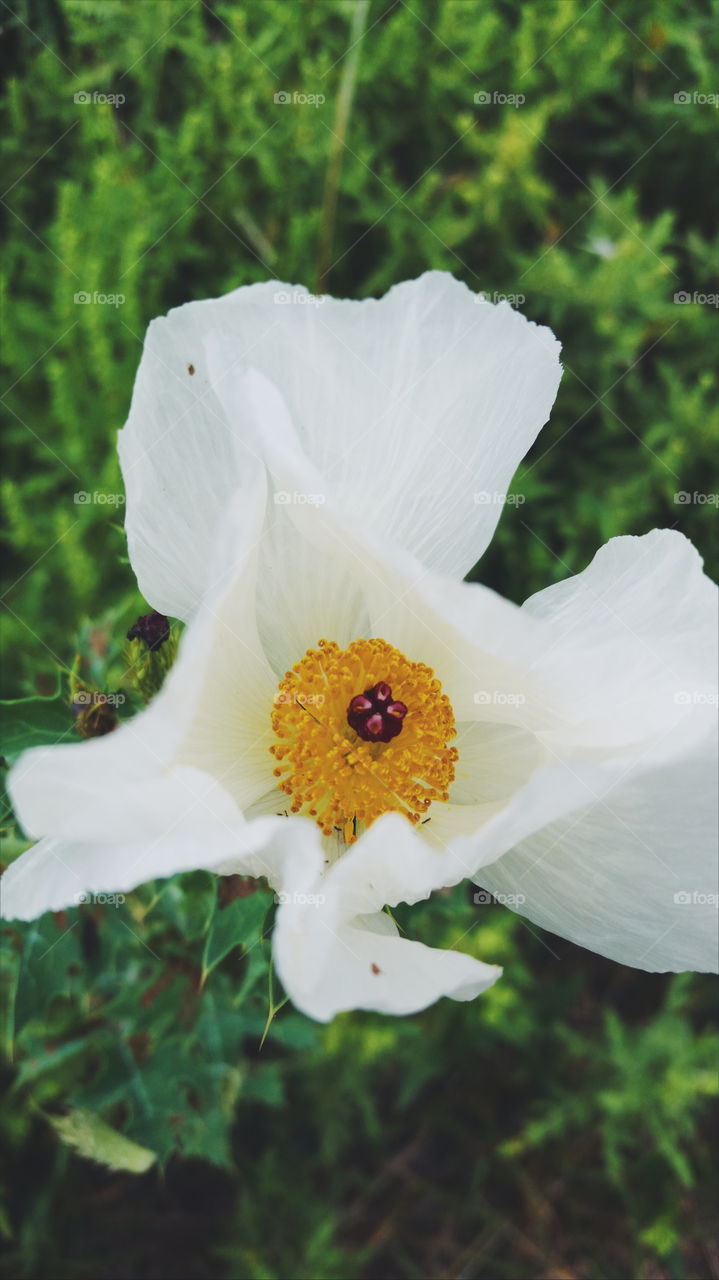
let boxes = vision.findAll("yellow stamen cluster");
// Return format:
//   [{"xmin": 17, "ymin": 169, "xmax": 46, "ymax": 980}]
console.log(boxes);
[{"xmin": 270, "ymin": 638, "xmax": 457, "ymax": 844}]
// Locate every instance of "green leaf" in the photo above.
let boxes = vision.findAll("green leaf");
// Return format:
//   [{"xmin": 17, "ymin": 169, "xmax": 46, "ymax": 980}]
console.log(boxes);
[
  {"xmin": 201, "ymin": 893, "xmax": 271, "ymax": 982},
  {"xmin": 242, "ymin": 1061, "xmax": 286, "ymax": 1107},
  {"xmin": 159, "ymin": 871, "xmax": 217, "ymax": 942},
  {"xmin": 0, "ymin": 938, "xmax": 20, "ymax": 1061},
  {"xmin": 0, "ymin": 682, "xmax": 73, "ymax": 764},
  {"xmin": 49, "ymin": 1108, "xmax": 156, "ymax": 1173}
]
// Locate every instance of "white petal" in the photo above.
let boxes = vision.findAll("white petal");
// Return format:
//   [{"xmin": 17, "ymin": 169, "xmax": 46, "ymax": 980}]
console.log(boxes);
[
  {"xmin": 253, "ymin": 501, "xmax": 370, "ymax": 677},
  {"xmin": 449, "ymin": 721, "xmax": 541, "ymax": 805},
  {"xmin": 2, "ymin": 490, "xmax": 283, "ymax": 918},
  {"xmin": 0, "ymin": 811, "xmax": 306, "ymax": 922},
  {"xmin": 421, "ymin": 530, "xmax": 718, "ymax": 868},
  {"xmin": 118, "ymin": 304, "xmax": 265, "ymax": 619},
  {"xmin": 476, "ymin": 729, "xmax": 719, "ymax": 973},
  {"xmin": 120, "ymin": 273, "xmax": 562, "ymax": 615},
  {"xmin": 423, "ymin": 720, "xmax": 545, "ymax": 849},
  {"xmin": 524, "ymin": 530, "xmax": 719, "ymax": 753},
  {"xmin": 8, "ymin": 488, "xmax": 273, "ymax": 841},
  {"xmin": 273, "ymin": 812, "xmax": 501, "ymax": 1021},
  {"xmin": 222, "ymin": 373, "xmax": 564, "ymax": 734},
  {"xmin": 275, "ymin": 910, "xmax": 500, "ymax": 1023},
  {"xmin": 432, "ymin": 754, "xmax": 618, "ymax": 868}
]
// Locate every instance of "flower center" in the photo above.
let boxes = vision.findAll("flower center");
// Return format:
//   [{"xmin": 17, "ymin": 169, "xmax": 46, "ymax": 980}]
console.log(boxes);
[
  {"xmin": 347, "ymin": 682, "xmax": 407, "ymax": 742},
  {"xmin": 270, "ymin": 638, "xmax": 457, "ymax": 844}
]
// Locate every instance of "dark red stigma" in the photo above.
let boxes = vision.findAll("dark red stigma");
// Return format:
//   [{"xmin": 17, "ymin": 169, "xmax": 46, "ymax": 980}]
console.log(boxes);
[{"xmin": 347, "ymin": 682, "xmax": 407, "ymax": 743}]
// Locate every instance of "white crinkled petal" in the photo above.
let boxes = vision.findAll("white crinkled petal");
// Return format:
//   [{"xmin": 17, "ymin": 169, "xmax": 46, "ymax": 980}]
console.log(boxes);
[
  {"xmin": 523, "ymin": 529, "xmax": 719, "ymax": 752},
  {"xmin": 221, "ymin": 367, "xmax": 566, "ymax": 734},
  {"xmin": 263, "ymin": 410, "xmax": 718, "ymax": 766},
  {"xmin": 0, "ymin": 812, "xmax": 311, "ymax": 922},
  {"xmin": 118, "ymin": 315, "xmax": 266, "ymax": 621},
  {"xmin": 7, "ymin": 486, "xmax": 274, "ymax": 841},
  {"xmin": 275, "ymin": 912, "xmax": 500, "ymax": 1023},
  {"xmin": 253, "ymin": 501, "xmax": 371, "ymax": 678},
  {"xmin": 2, "ymin": 488, "xmax": 284, "ymax": 919},
  {"xmin": 119, "ymin": 272, "xmax": 562, "ymax": 616},
  {"xmin": 476, "ymin": 728, "xmax": 719, "ymax": 973},
  {"xmin": 273, "ymin": 814, "xmax": 501, "ymax": 1021}
]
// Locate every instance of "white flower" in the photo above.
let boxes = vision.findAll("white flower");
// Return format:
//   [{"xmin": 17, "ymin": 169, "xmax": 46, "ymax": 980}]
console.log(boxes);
[{"xmin": 2, "ymin": 273, "xmax": 717, "ymax": 1023}]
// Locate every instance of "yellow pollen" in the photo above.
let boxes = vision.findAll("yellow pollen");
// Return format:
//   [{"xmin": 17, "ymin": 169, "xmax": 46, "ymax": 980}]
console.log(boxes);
[{"xmin": 269, "ymin": 638, "xmax": 457, "ymax": 844}]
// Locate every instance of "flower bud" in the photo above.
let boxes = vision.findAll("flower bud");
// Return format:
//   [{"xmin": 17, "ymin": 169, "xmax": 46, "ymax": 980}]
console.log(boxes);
[
  {"xmin": 126, "ymin": 611, "xmax": 170, "ymax": 651},
  {"xmin": 125, "ymin": 612, "xmax": 178, "ymax": 703}
]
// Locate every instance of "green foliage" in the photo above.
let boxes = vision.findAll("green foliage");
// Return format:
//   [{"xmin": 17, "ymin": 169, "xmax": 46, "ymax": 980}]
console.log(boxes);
[
  {"xmin": 48, "ymin": 1109, "xmax": 157, "ymax": 1175},
  {"xmin": 3, "ymin": 873, "xmax": 285, "ymax": 1171},
  {"xmin": 1, "ymin": 0, "xmax": 717, "ymax": 1277},
  {"xmin": 0, "ymin": 682, "xmax": 71, "ymax": 763}
]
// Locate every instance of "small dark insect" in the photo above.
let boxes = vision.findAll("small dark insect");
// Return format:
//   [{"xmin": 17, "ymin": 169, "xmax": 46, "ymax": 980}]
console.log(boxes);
[
  {"xmin": 371, "ymin": 962, "xmax": 381, "ymax": 975},
  {"xmin": 187, "ymin": 363, "xmax": 195, "ymax": 375}
]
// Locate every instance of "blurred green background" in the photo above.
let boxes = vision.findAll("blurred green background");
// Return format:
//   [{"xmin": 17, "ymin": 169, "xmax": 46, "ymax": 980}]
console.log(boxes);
[{"xmin": 1, "ymin": 1, "xmax": 718, "ymax": 1277}]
